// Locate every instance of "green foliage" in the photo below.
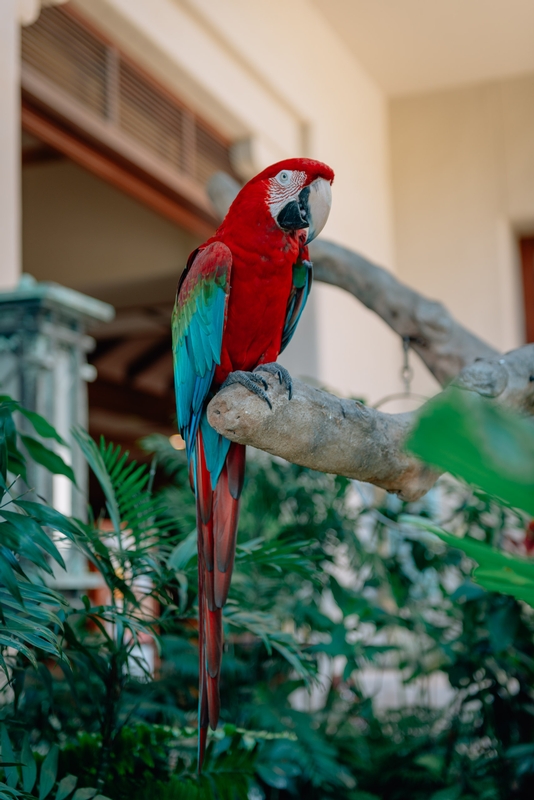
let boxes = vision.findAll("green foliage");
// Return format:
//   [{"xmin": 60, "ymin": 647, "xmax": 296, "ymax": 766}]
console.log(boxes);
[
  {"xmin": 407, "ymin": 387, "xmax": 534, "ymax": 514},
  {"xmin": 0, "ymin": 397, "xmax": 80, "ymax": 670},
  {"xmin": 3, "ymin": 391, "xmax": 534, "ymax": 799},
  {"xmin": 18, "ymin": 438, "xmax": 75, "ymax": 486},
  {"xmin": 406, "ymin": 386, "xmax": 534, "ymax": 609},
  {"xmin": 0, "ymin": 726, "xmax": 110, "ymax": 800},
  {"xmin": 406, "ymin": 518, "xmax": 534, "ymax": 608},
  {"xmin": 140, "ymin": 436, "xmax": 534, "ymax": 799}
]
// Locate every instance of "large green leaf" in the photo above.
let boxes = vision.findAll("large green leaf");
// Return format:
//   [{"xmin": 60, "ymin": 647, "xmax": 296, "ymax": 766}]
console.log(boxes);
[
  {"xmin": 17, "ymin": 408, "xmax": 65, "ymax": 445},
  {"xmin": 168, "ymin": 529, "xmax": 197, "ymax": 571},
  {"xmin": 71, "ymin": 788, "xmax": 97, "ymax": 800},
  {"xmin": 20, "ymin": 736, "xmax": 36, "ymax": 794},
  {"xmin": 0, "ymin": 727, "xmax": 18, "ymax": 789},
  {"xmin": 72, "ymin": 428, "xmax": 120, "ymax": 533},
  {"xmin": 0, "ymin": 396, "xmax": 65, "ymax": 444},
  {"xmin": 406, "ymin": 387, "xmax": 534, "ymax": 514},
  {"xmin": 405, "ymin": 516, "xmax": 534, "ymax": 608},
  {"xmin": 38, "ymin": 745, "xmax": 58, "ymax": 800},
  {"xmin": 1, "ymin": 513, "xmax": 65, "ymax": 571},
  {"xmin": 0, "ymin": 551, "xmax": 24, "ymax": 607},
  {"xmin": 16, "ymin": 502, "xmax": 82, "ymax": 541},
  {"xmin": 20, "ymin": 436, "xmax": 75, "ymax": 485},
  {"xmin": 55, "ymin": 775, "xmax": 77, "ymax": 800}
]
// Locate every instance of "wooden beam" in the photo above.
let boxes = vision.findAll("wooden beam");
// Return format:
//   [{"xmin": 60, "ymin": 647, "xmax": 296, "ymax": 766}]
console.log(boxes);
[
  {"xmin": 133, "ymin": 349, "xmax": 174, "ymax": 397},
  {"xmin": 89, "ymin": 308, "xmax": 171, "ymax": 340},
  {"xmin": 92, "ymin": 336, "xmax": 164, "ymax": 383},
  {"xmin": 21, "ymin": 65, "xmax": 216, "ymax": 218},
  {"xmin": 22, "ymin": 143, "xmax": 64, "ymax": 166},
  {"xmin": 88, "ymin": 379, "xmax": 175, "ymax": 425},
  {"xmin": 89, "ymin": 406, "xmax": 175, "ymax": 440},
  {"xmin": 21, "ymin": 103, "xmax": 215, "ymax": 239}
]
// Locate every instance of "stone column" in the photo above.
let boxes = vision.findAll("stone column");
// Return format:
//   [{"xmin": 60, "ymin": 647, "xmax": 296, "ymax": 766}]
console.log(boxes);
[{"xmin": 0, "ymin": 277, "xmax": 114, "ymax": 518}]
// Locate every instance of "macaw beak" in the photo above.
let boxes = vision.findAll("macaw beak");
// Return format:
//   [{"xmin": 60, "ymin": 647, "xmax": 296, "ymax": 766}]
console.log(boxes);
[
  {"xmin": 276, "ymin": 177, "xmax": 332, "ymax": 243},
  {"xmin": 303, "ymin": 177, "xmax": 332, "ymax": 244}
]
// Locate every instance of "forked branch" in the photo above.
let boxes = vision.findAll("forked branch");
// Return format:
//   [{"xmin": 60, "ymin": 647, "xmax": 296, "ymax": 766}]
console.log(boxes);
[{"xmin": 207, "ymin": 374, "xmax": 439, "ymax": 501}]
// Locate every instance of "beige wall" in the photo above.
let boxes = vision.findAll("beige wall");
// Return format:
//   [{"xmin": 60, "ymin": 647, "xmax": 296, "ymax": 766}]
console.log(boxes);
[
  {"xmin": 23, "ymin": 160, "xmax": 199, "ymax": 305},
  {"xmin": 391, "ymin": 72, "xmax": 534, "ymax": 394},
  {"xmin": 0, "ymin": 0, "xmax": 21, "ymax": 290},
  {"xmin": 71, "ymin": 0, "xmax": 401, "ymax": 401}
]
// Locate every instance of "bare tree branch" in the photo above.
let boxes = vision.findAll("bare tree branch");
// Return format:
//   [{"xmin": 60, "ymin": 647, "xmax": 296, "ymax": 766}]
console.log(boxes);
[
  {"xmin": 308, "ymin": 240, "xmax": 497, "ymax": 386},
  {"xmin": 454, "ymin": 344, "xmax": 534, "ymax": 414},
  {"xmin": 207, "ymin": 374, "xmax": 440, "ymax": 501},
  {"xmin": 206, "ymin": 347, "xmax": 534, "ymax": 497}
]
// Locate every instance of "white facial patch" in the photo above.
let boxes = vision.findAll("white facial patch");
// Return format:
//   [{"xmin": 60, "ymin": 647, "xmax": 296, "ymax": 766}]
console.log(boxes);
[{"xmin": 267, "ymin": 169, "xmax": 307, "ymax": 220}]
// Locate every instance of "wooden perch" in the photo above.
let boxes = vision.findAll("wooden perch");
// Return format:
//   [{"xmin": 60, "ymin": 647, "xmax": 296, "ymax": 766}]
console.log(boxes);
[
  {"xmin": 206, "ymin": 171, "xmax": 530, "ymax": 497},
  {"xmin": 454, "ymin": 344, "xmax": 534, "ymax": 414},
  {"xmin": 207, "ymin": 374, "xmax": 440, "ymax": 501}
]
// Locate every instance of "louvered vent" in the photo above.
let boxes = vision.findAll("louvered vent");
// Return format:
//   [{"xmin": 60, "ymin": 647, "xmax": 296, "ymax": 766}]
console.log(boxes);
[{"xmin": 21, "ymin": 6, "xmax": 234, "ymax": 191}]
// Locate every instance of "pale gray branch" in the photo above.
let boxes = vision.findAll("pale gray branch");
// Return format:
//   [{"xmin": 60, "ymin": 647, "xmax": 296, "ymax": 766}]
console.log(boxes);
[
  {"xmin": 206, "ymin": 351, "xmax": 534, "ymax": 498},
  {"xmin": 308, "ymin": 239, "xmax": 498, "ymax": 386},
  {"xmin": 207, "ymin": 374, "xmax": 440, "ymax": 501},
  {"xmin": 207, "ymin": 171, "xmax": 240, "ymax": 220},
  {"xmin": 454, "ymin": 344, "xmax": 534, "ymax": 414}
]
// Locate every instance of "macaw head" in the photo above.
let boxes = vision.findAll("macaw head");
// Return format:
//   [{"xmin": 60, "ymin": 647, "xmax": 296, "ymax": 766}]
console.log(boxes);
[
  {"xmin": 258, "ymin": 158, "xmax": 334, "ymax": 244},
  {"xmin": 222, "ymin": 158, "xmax": 334, "ymax": 245}
]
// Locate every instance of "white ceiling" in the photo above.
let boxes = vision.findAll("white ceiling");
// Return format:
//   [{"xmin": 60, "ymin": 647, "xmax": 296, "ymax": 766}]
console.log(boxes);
[{"xmin": 311, "ymin": 0, "xmax": 534, "ymax": 96}]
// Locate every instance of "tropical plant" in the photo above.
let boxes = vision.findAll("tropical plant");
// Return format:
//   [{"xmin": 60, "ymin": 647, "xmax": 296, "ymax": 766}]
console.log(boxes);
[
  {"xmin": 0, "ymin": 395, "xmax": 76, "ymax": 671},
  {"xmin": 2, "ymin": 388, "xmax": 534, "ymax": 799},
  {"xmin": 405, "ymin": 387, "xmax": 534, "ymax": 605}
]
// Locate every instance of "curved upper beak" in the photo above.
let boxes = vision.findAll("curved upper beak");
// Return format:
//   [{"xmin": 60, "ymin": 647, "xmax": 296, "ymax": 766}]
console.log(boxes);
[
  {"xmin": 303, "ymin": 177, "xmax": 332, "ymax": 244},
  {"xmin": 275, "ymin": 177, "xmax": 332, "ymax": 242}
]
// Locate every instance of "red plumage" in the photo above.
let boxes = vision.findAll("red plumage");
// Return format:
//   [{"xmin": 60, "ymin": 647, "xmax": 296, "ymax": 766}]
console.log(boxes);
[
  {"xmin": 212, "ymin": 158, "xmax": 334, "ymax": 381},
  {"xmin": 173, "ymin": 158, "xmax": 334, "ymax": 769}
]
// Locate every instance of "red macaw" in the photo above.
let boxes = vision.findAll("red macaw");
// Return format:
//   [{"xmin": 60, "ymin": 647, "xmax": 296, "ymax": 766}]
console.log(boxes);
[{"xmin": 172, "ymin": 158, "xmax": 334, "ymax": 767}]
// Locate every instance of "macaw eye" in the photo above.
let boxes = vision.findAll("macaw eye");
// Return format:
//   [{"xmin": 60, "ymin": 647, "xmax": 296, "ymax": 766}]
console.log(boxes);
[{"xmin": 276, "ymin": 170, "xmax": 292, "ymax": 186}]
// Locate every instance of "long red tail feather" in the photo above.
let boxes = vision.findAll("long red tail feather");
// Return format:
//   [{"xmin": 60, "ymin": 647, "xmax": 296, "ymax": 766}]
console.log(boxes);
[{"xmin": 196, "ymin": 433, "xmax": 246, "ymax": 770}]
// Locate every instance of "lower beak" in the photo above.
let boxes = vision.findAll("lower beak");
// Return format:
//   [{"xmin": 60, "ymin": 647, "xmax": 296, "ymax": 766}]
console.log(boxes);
[{"xmin": 276, "ymin": 199, "xmax": 309, "ymax": 232}]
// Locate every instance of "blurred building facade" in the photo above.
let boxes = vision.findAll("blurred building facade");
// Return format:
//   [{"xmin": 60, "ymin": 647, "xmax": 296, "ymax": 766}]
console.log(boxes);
[{"xmin": 2, "ymin": 0, "xmax": 534, "ymax": 452}]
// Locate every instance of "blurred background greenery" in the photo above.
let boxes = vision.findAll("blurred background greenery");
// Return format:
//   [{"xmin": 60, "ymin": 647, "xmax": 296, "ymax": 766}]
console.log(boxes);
[{"xmin": 1, "ymin": 390, "xmax": 534, "ymax": 800}]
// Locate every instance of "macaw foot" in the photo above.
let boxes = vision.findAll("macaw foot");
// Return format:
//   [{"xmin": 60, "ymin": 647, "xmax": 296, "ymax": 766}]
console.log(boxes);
[
  {"xmin": 254, "ymin": 362, "xmax": 293, "ymax": 400},
  {"xmin": 220, "ymin": 370, "xmax": 272, "ymax": 409}
]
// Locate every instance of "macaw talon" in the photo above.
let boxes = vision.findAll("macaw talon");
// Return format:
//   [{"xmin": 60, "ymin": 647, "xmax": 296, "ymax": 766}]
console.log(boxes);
[
  {"xmin": 221, "ymin": 370, "xmax": 272, "ymax": 410},
  {"xmin": 254, "ymin": 362, "xmax": 293, "ymax": 400}
]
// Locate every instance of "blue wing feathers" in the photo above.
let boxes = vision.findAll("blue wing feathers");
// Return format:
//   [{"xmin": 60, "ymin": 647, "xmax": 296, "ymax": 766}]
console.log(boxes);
[
  {"xmin": 200, "ymin": 415, "xmax": 231, "ymax": 488},
  {"xmin": 174, "ymin": 244, "xmax": 311, "ymax": 487},
  {"xmin": 173, "ymin": 243, "xmax": 232, "ymax": 485}
]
